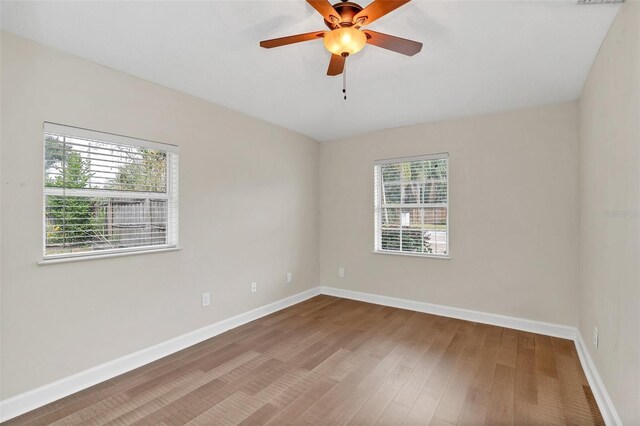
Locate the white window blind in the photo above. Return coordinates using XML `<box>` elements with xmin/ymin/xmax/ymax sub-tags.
<box><xmin>374</xmin><ymin>154</ymin><xmax>448</xmax><ymax>257</ymax></box>
<box><xmin>43</xmin><ymin>123</ymin><xmax>179</xmax><ymax>260</ymax></box>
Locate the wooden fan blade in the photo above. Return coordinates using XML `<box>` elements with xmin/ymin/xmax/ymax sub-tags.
<box><xmin>307</xmin><ymin>0</ymin><xmax>341</xmax><ymax>26</ymax></box>
<box><xmin>353</xmin><ymin>0</ymin><xmax>411</xmax><ymax>26</ymax></box>
<box><xmin>364</xmin><ymin>30</ymin><xmax>422</xmax><ymax>56</ymax></box>
<box><xmin>260</xmin><ymin>31</ymin><xmax>325</xmax><ymax>48</ymax></box>
<box><xmin>327</xmin><ymin>54</ymin><xmax>345</xmax><ymax>76</ymax></box>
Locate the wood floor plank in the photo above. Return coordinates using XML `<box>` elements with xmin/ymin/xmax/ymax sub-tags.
<box><xmin>376</xmin><ymin>401</ymin><xmax>411</xmax><ymax>425</ymax></box>
<box><xmin>3</xmin><ymin>296</ymin><xmax>604</xmax><ymax>426</ymax></box>
<box><xmin>430</xmin><ymin>416</ymin><xmax>457</xmax><ymax>426</ymax></box>
<box><xmin>555</xmin><ymin>354</ymin><xmax>602</xmax><ymax>425</ymax></box>
<box><xmin>470</xmin><ymin>325</ymin><xmax>502</xmax><ymax>392</ymax></box>
<box><xmin>347</xmin><ymin>363</ymin><xmax>413</xmax><ymax>425</ymax></box>
<box><xmin>7</xmin><ymin>329</ymin><xmax>262</xmax><ymax>425</ymax></box>
<box><xmin>484</xmin><ymin>363</ymin><xmax>516</xmax><ymax>425</ymax></box>
<box><xmin>535</xmin><ymin>334</ymin><xmax>559</xmax><ymax>379</ymax></box>
<box><xmin>54</xmin><ymin>369</ymin><xmax>210</xmax><ymax>425</ymax></box>
<box><xmin>322</xmin><ymin>343</ymin><xmax>414</xmax><ymax>424</ymax></box>
<box><xmin>431</xmin><ymin>381</ymin><xmax>468</xmax><ymax>425</ymax></box>
<box><xmin>393</xmin><ymin>319</ymin><xmax>459</xmax><ymax>408</ymax></box>
<box><xmin>299</xmin><ymin>355</ymin><xmax>380</xmax><ymax>424</ymax></box>
<box><xmin>513</xmin><ymin>340</ymin><xmax>538</xmax><ymax>423</ymax></box>
<box><xmin>431</xmin><ymin>332</ymin><xmax>466</xmax><ymax>381</ymax></box>
<box><xmin>237</xmin><ymin>403</ymin><xmax>279</xmax><ymax>426</ymax></box>
<box><xmin>533</xmin><ymin>375</ymin><xmax>566</xmax><ymax>425</ymax></box>
<box><xmin>457</xmin><ymin>386</ymin><xmax>491</xmax><ymax>425</ymax></box>
<box><xmin>264</xmin><ymin>375</ymin><xmax>337</xmax><ymax>425</ymax></box>
<box><xmin>403</xmin><ymin>375</ymin><xmax>448</xmax><ymax>425</ymax></box>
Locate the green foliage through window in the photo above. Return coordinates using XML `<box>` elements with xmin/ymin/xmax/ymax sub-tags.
<box><xmin>43</xmin><ymin>131</ymin><xmax>176</xmax><ymax>257</ymax></box>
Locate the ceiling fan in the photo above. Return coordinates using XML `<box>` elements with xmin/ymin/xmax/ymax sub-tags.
<box><xmin>259</xmin><ymin>0</ymin><xmax>423</xmax><ymax>77</ymax></box>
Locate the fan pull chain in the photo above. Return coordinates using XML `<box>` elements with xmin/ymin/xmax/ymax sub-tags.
<box><xmin>343</xmin><ymin>56</ymin><xmax>347</xmax><ymax>101</ymax></box>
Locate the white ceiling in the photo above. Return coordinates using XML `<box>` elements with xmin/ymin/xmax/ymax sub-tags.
<box><xmin>1</xmin><ymin>0</ymin><xmax>620</xmax><ymax>141</ymax></box>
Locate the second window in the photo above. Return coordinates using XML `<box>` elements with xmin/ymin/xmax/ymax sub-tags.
<box><xmin>374</xmin><ymin>154</ymin><xmax>449</xmax><ymax>257</ymax></box>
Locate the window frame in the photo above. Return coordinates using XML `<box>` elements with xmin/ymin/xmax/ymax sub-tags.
<box><xmin>41</xmin><ymin>122</ymin><xmax>180</xmax><ymax>262</ymax></box>
<box><xmin>374</xmin><ymin>153</ymin><xmax>450</xmax><ymax>259</ymax></box>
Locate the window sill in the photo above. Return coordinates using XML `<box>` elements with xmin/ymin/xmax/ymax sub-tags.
<box><xmin>373</xmin><ymin>250</ymin><xmax>451</xmax><ymax>260</ymax></box>
<box><xmin>38</xmin><ymin>246</ymin><xmax>182</xmax><ymax>265</ymax></box>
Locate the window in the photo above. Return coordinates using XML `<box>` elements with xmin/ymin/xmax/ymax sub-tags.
<box><xmin>43</xmin><ymin>123</ymin><xmax>179</xmax><ymax>260</ymax></box>
<box><xmin>374</xmin><ymin>154</ymin><xmax>448</xmax><ymax>257</ymax></box>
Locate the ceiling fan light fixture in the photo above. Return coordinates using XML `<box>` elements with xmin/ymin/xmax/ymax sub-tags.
<box><xmin>323</xmin><ymin>26</ymin><xmax>367</xmax><ymax>56</ymax></box>
<box><xmin>260</xmin><ymin>0</ymin><xmax>422</xmax><ymax>77</ymax></box>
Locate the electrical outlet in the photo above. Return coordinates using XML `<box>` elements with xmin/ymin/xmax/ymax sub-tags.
<box><xmin>251</xmin><ymin>282</ymin><xmax>257</xmax><ymax>294</ymax></box>
<box><xmin>202</xmin><ymin>292</ymin><xmax>210</xmax><ymax>307</ymax></box>
<box><xmin>593</xmin><ymin>327</ymin><xmax>599</xmax><ymax>348</ymax></box>
<box><xmin>338</xmin><ymin>267</ymin><xmax>345</xmax><ymax>278</ymax></box>
<box><xmin>286</xmin><ymin>272</ymin><xmax>293</xmax><ymax>284</ymax></box>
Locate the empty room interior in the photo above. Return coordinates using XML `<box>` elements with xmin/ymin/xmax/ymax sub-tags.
<box><xmin>0</xmin><ymin>0</ymin><xmax>639</xmax><ymax>424</ymax></box>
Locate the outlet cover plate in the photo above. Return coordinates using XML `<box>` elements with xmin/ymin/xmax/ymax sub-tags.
<box><xmin>202</xmin><ymin>292</ymin><xmax>211</xmax><ymax>307</ymax></box>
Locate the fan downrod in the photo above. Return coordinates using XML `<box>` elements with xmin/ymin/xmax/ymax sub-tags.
<box><xmin>323</xmin><ymin>1</ymin><xmax>363</xmax><ymax>29</ymax></box>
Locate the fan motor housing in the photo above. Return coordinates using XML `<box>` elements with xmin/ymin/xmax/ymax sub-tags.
<box><xmin>324</xmin><ymin>1</ymin><xmax>363</xmax><ymax>28</ymax></box>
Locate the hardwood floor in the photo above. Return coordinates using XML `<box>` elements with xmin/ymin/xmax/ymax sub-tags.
<box><xmin>4</xmin><ymin>295</ymin><xmax>603</xmax><ymax>425</ymax></box>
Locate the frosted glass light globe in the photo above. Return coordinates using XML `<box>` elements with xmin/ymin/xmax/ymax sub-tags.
<box><xmin>323</xmin><ymin>27</ymin><xmax>367</xmax><ymax>56</ymax></box>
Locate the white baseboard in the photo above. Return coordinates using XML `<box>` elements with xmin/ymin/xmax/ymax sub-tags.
<box><xmin>0</xmin><ymin>286</ymin><xmax>321</xmax><ymax>422</ymax></box>
<box><xmin>1</xmin><ymin>285</ymin><xmax>620</xmax><ymax>426</ymax></box>
<box><xmin>574</xmin><ymin>331</ymin><xmax>623</xmax><ymax>426</ymax></box>
<box><xmin>320</xmin><ymin>286</ymin><xmax>577</xmax><ymax>339</ymax></box>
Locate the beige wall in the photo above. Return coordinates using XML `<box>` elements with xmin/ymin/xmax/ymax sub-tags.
<box><xmin>578</xmin><ymin>2</ymin><xmax>640</xmax><ymax>424</ymax></box>
<box><xmin>320</xmin><ymin>103</ymin><xmax>580</xmax><ymax>326</ymax></box>
<box><xmin>0</xmin><ymin>32</ymin><xmax>319</xmax><ymax>399</ymax></box>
